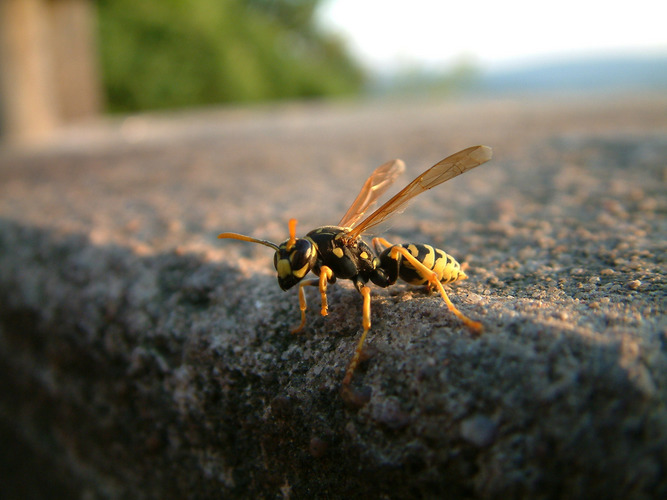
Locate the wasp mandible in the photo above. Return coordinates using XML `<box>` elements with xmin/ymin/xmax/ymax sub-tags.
<box><xmin>219</xmin><ymin>145</ymin><xmax>492</xmax><ymax>389</ymax></box>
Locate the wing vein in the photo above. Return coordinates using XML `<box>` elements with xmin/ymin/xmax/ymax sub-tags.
<box><xmin>338</xmin><ymin>159</ymin><xmax>405</xmax><ymax>228</ymax></box>
<box><xmin>348</xmin><ymin>145</ymin><xmax>492</xmax><ymax>238</ymax></box>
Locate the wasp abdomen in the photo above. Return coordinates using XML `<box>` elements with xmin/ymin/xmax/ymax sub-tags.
<box><xmin>380</xmin><ymin>243</ymin><xmax>467</xmax><ymax>286</ymax></box>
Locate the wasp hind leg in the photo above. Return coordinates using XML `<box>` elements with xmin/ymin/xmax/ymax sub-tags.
<box><xmin>291</xmin><ymin>265</ymin><xmax>334</xmax><ymax>334</ymax></box>
<box><xmin>382</xmin><ymin>241</ymin><xmax>483</xmax><ymax>334</ymax></box>
<box><xmin>371</xmin><ymin>236</ymin><xmax>393</xmax><ymax>254</ymax></box>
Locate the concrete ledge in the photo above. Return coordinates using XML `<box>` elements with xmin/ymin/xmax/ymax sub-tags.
<box><xmin>1</xmin><ymin>96</ymin><xmax>666</xmax><ymax>498</ymax></box>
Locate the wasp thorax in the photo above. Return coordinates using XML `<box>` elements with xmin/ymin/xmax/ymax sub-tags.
<box><xmin>274</xmin><ymin>238</ymin><xmax>317</xmax><ymax>290</ymax></box>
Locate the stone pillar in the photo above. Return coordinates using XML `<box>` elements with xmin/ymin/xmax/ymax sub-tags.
<box><xmin>0</xmin><ymin>0</ymin><xmax>102</xmax><ymax>144</ymax></box>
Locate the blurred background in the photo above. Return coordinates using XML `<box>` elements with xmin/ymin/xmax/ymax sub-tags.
<box><xmin>0</xmin><ymin>0</ymin><xmax>665</xmax><ymax>144</ymax></box>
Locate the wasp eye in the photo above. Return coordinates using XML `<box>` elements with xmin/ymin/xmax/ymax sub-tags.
<box><xmin>273</xmin><ymin>252</ymin><xmax>279</xmax><ymax>270</ymax></box>
<box><xmin>289</xmin><ymin>239</ymin><xmax>313</xmax><ymax>269</ymax></box>
<box><xmin>276</xmin><ymin>238</ymin><xmax>316</xmax><ymax>290</ymax></box>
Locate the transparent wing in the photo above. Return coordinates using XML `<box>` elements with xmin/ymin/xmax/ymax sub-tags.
<box><xmin>338</xmin><ymin>158</ymin><xmax>405</xmax><ymax>228</ymax></box>
<box><xmin>348</xmin><ymin>145</ymin><xmax>492</xmax><ymax>238</ymax></box>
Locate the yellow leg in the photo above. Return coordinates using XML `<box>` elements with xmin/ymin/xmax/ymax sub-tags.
<box><xmin>372</xmin><ymin>236</ymin><xmax>394</xmax><ymax>253</ymax></box>
<box><xmin>342</xmin><ymin>285</ymin><xmax>372</xmax><ymax>387</ymax></box>
<box><xmin>292</xmin><ymin>279</ymin><xmax>318</xmax><ymax>334</ymax></box>
<box><xmin>389</xmin><ymin>245</ymin><xmax>483</xmax><ymax>334</ymax></box>
<box><xmin>318</xmin><ymin>265</ymin><xmax>334</xmax><ymax>317</ymax></box>
<box><xmin>291</xmin><ymin>266</ymin><xmax>334</xmax><ymax>334</ymax></box>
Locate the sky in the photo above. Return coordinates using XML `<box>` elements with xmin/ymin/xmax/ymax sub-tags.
<box><xmin>317</xmin><ymin>0</ymin><xmax>667</xmax><ymax>73</ymax></box>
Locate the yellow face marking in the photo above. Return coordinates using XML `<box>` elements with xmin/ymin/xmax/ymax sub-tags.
<box><xmin>333</xmin><ymin>247</ymin><xmax>344</xmax><ymax>258</ymax></box>
<box><xmin>277</xmin><ymin>259</ymin><xmax>291</xmax><ymax>278</ymax></box>
<box><xmin>360</xmin><ymin>251</ymin><xmax>369</xmax><ymax>260</ymax></box>
<box><xmin>408</xmin><ymin>244</ymin><xmax>419</xmax><ymax>257</ymax></box>
<box><xmin>292</xmin><ymin>262</ymin><xmax>310</xmax><ymax>278</ymax></box>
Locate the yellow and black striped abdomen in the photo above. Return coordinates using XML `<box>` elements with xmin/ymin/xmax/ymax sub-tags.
<box><xmin>396</xmin><ymin>243</ymin><xmax>468</xmax><ymax>286</ymax></box>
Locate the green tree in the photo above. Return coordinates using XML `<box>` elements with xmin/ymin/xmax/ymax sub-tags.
<box><xmin>97</xmin><ymin>0</ymin><xmax>364</xmax><ymax>112</ymax></box>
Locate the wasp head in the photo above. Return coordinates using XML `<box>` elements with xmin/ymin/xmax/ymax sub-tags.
<box><xmin>218</xmin><ymin>218</ymin><xmax>316</xmax><ymax>290</ymax></box>
<box><xmin>273</xmin><ymin>220</ymin><xmax>317</xmax><ymax>290</ymax></box>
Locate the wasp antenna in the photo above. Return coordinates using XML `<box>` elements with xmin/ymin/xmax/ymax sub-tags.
<box><xmin>217</xmin><ymin>232</ymin><xmax>279</xmax><ymax>251</ymax></box>
<box><xmin>286</xmin><ymin>218</ymin><xmax>298</xmax><ymax>251</ymax></box>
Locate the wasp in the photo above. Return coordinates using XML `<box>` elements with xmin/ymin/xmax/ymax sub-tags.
<box><xmin>219</xmin><ymin>145</ymin><xmax>492</xmax><ymax>391</ymax></box>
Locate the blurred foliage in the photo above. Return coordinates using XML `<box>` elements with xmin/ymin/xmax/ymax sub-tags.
<box><xmin>370</xmin><ymin>58</ymin><xmax>482</xmax><ymax>98</ymax></box>
<box><xmin>97</xmin><ymin>0</ymin><xmax>364</xmax><ymax>112</ymax></box>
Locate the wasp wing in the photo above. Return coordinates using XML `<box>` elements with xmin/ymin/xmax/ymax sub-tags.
<box><xmin>347</xmin><ymin>145</ymin><xmax>492</xmax><ymax>238</ymax></box>
<box><xmin>338</xmin><ymin>158</ymin><xmax>405</xmax><ymax>228</ymax></box>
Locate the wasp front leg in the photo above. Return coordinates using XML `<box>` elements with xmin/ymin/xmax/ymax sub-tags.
<box><xmin>317</xmin><ymin>265</ymin><xmax>334</xmax><ymax>316</ymax></box>
<box><xmin>291</xmin><ymin>265</ymin><xmax>334</xmax><ymax>334</ymax></box>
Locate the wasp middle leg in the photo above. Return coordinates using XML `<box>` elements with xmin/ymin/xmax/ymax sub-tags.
<box><xmin>342</xmin><ymin>284</ymin><xmax>372</xmax><ymax>387</ymax></box>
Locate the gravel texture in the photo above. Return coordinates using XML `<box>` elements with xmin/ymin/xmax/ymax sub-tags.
<box><xmin>1</xmin><ymin>94</ymin><xmax>666</xmax><ymax>499</ymax></box>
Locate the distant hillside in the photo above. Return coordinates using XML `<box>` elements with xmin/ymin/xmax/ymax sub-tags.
<box><xmin>477</xmin><ymin>54</ymin><xmax>667</xmax><ymax>94</ymax></box>
<box><xmin>369</xmin><ymin>53</ymin><xmax>667</xmax><ymax>97</ymax></box>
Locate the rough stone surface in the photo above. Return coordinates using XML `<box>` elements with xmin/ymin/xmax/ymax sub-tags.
<box><xmin>1</xmin><ymin>95</ymin><xmax>666</xmax><ymax>499</ymax></box>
